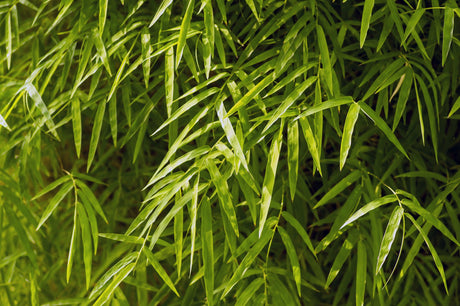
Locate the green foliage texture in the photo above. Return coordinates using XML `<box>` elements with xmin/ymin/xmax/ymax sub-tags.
<box><xmin>0</xmin><ymin>0</ymin><xmax>459</xmax><ymax>305</ymax></box>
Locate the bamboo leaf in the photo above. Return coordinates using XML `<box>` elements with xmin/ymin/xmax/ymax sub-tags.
<box><xmin>340</xmin><ymin>195</ymin><xmax>398</xmax><ymax>229</ymax></box>
<box><xmin>299</xmin><ymin>116</ymin><xmax>322</xmax><ymax>176</ymax></box>
<box><xmin>442</xmin><ymin>7</ymin><xmax>454</xmax><ymax>66</ymax></box>
<box><xmin>87</xmin><ymin>101</ymin><xmax>106</xmax><ymax>172</ymax></box>
<box><xmin>278</xmin><ymin>227</ymin><xmax>301</xmax><ymax>296</ymax></box>
<box><xmin>401</xmin><ymin>9</ymin><xmax>425</xmax><ymax>45</ymax></box>
<box><xmin>76</xmin><ymin>202</ymin><xmax>93</xmax><ymax>289</ymax></box>
<box><xmin>358</xmin><ymin>101</ymin><xmax>409</xmax><ymax>159</ymax></box>
<box><xmin>176</xmin><ymin>0</ymin><xmax>195</xmax><ymax>67</ymax></box>
<box><xmin>142</xmin><ymin>248</ymin><xmax>180</xmax><ymax>296</ymax></box>
<box><xmin>217</xmin><ymin>99</ymin><xmax>249</xmax><ymax>172</ymax></box>
<box><xmin>222</xmin><ymin>223</ymin><xmax>274</xmax><ymax>298</ymax></box>
<box><xmin>99</xmin><ymin>0</ymin><xmax>108</xmax><ymax>34</ymax></box>
<box><xmin>340</xmin><ymin>103</ymin><xmax>360</xmax><ymax>170</ymax></box>
<box><xmin>360</xmin><ymin>0</ymin><xmax>374</xmax><ymax>48</ymax></box>
<box><xmin>356</xmin><ymin>240</ymin><xmax>367</xmax><ymax>306</ymax></box>
<box><xmin>282</xmin><ymin>211</ymin><xmax>316</xmax><ymax>257</ymax></box>
<box><xmin>36</xmin><ymin>182</ymin><xmax>73</xmax><ymax>230</ymax></box>
<box><xmin>149</xmin><ymin>0</ymin><xmax>173</xmax><ymax>27</ymax></box>
<box><xmin>314</xmin><ymin>171</ymin><xmax>362</xmax><ymax>209</ymax></box>
<box><xmin>376</xmin><ymin>206</ymin><xmax>404</xmax><ymax>274</ymax></box>
<box><xmin>93</xmin><ymin>263</ymin><xmax>135</xmax><ymax>306</ymax></box>
<box><xmin>201</xmin><ymin>197</ymin><xmax>214</xmax><ymax>305</ymax></box>
<box><xmin>317</xmin><ymin>25</ymin><xmax>333</xmax><ymax>93</ymax></box>
<box><xmin>259</xmin><ymin>121</ymin><xmax>283</xmax><ymax>237</ymax></box>
<box><xmin>325</xmin><ymin>233</ymin><xmax>358</xmax><ymax>288</ymax></box>
<box><xmin>405</xmin><ymin>214</ymin><xmax>448</xmax><ymax>293</ymax></box>
<box><xmin>401</xmin><ymin>199</ymin><xmax>460</xmax><ymax>246</ymax></box>
<box><xmin>32</xmin><ymin>176</ymin><xmax>71</xmax><ymax>200</ymax></box>
<box><xmin>66</xmin><ymin>207</ymin><xmax>78</xmax><ymax>283</ymax></box>
<box><xmin>25</xmin><ymin>83</ymin><xmax>60</xmax><ymax>140</ymax></box>
<box><xmin>287</xmin><ymin>120</ymin><xmax>299</xmax><ymax>201</ymax></box>
<box><xmin>263</xmin><ymin>76</ymin><xmax>317</xmax><ymax>134</ymax></box>
<box><xmin>207</xmin><ymin>159</ymin><xmax>239</xmax><ymax>237</ymax></box>
<box><xmin>71</xmin><ymin>97</ymin><xmax>82</xmax><ymax>158</ymax></box>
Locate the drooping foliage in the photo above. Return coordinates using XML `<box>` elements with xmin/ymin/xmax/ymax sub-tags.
<box><xmin>0</xmin><ymin>0</ymin><xmax>459</xmax><ymax>304</ymax></box>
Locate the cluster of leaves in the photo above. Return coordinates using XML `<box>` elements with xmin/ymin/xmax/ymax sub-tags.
<box><xmin>0</xmin><ymin>0</ymin><xmax>459</xmax><ymax>304</ymax></box>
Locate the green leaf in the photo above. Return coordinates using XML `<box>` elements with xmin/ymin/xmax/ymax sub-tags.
<box><xmin>6</xmin><ymin>11</ymin><xmax>12</xmax><ymax>70</ymax></box>
<box><xmin>259</xmin><ymin>121</ymin><xmax>283</xmax><ymax>237</ymax></box>
<box><xmin>340</xmin><ymin>195</ymin><xmax>398</xmax><ymax>229</ymax></box>
<box><xmin>25</xmin><ymin>83</ymin><xmax>60</xmax><ymax>140</ymax></box>
<box><xmin>448</xmin><ymin>96</ymin><xmax>460</xmax><ymax>118</ymax></box>
<box><xmin>405</xmin><ymin>214</ymin><xmax>448</xmax><ymax>293</ymax></box>
<box><xmin>87</xmin><ymin>101</ymin><xmax>106</xmax><ymax>172</ymax></box>
<box><xmin>325</xmin><ymin>232</ymin><xmax>358</xmax><ymax>288</ymax></box>
<box><xmin>360</xmin><ymin>0</ymin><xmax>374</xmax><ymax>48</ymax></box>
<box><xmin>278</xmin><ymin>227</ymin><xmax>301</xmax><ymax>296</ymax></box>
<box><xmin>109</xmin><ymin>96</ymin><xmax>118</xmax><ymax>146</ymax></box>
<box><xmin>263</xmin><ymin>76</ymin><xmax>317</xmax><ymax>134</ymax></box>
<box><xmin>317</xmin><ymin>25</ymin><xmax>333</xmax><ymax>93</ymax></box>
<box><xmin>340</xmin><ymin>103</ymin><xmax>360</xmax><ymax>170</ymax></box>
<box><xmin>296</xmin><ymin>97</ymin><xmax>354</xmax><ymax>119</ymax></box>
<box><xmin>176</xmin><ymin>0</ymin><xmax>194</xmax><ymax>67</ymax></box>
<box><xmin>401</xmin><ymin>199</ymin><xmax>460</xmax><ymax>246</ymax></box>
<box><xmin>287</xmin><ymin>120</ymin><xmax>299</xmax><ymax>201</ymax></box>
<box><xmin>282</xmin><ymin>211</ymin><xmax>316</xmax><ymax>257</ymax></box>
<box><xmin>222</xmin><ymin>222</ymin><xmax>274</xmax><ymax>298</ymax></box>
<box><xmin>356</xmin><ymin>240</ymin><xmax>367</xmax><ymax>306</ymax></box>
<box><xmin>76</xmin><ymin>180</ymin><xmax>108</xmax><ymax>223</ymax></box>
<box><xmin>217</xmin><ymin>99</ymin><xmax>249</xmax><ymax>172</ymax></box>
<box><xmin>207</xmin><ymin>159</ymin><xmax>239</xmax><ymax>237</ymax></box>
<box><xmin>201</xmin><ymin>198</ymin><xmax>214</xmax><ymax>305</ymax></box>
<box><xmin>92</xmin><ymin>28</ymin><xmax>111</xmax><ymax>76</ymax></box>
<box><xmin>299</xmin><ymin>116</ymin><xmax>322</xmax><ymax>176</ymax></box>
<box><xmin>71</xmin><ymin>97</ymin><xmax>82</xmax><ymax>158</ymax></box>
<box><xmin>36</xmin><ymin>181</ymin><xmax>73</xmax><ymax>230</ymax></box>
<box><xmin>32</xmin><ymin>176</ymin><xmax>71</xmax><ymax>200</ymax></box>
<box><xmin>392</xmin><ymin>68</ymin><xmax>413</xmax><ymax>131</ymax></box>
<box><xmin>235</xmin><ymin>278</ymin><xmax>264</xmax><ymax>306</ymax></box>
<box><xmin>93</xmin><ymin>263</ymin><xmax>136</xmax><ymax>306</ymax></box>
<box><xmin>149</xmin><ymin>0</ymin><xmax>173</xmax><ymax>27</ymax></box>
<box><xmin>376</xmin><ymin>206</ymin><xmax>404</xmax><ymax>274</ymax></box>
<box><xmin>141</xmin><ymin>27</ymin><xmax>151</xmax><ymax>88</ymax></box>
<box><xmin>358</xmin><ymin>101</ymin><xmax>409</xmax><ymax>159</ymax></box>
<box><xmin>66</xmin><ymin>207</ymin><xmax>78</xmax><ymax>283</ymax></box>
<box><xmin>99</xmin><ymin>0</ymin><xmax>108</xmax><ymax>34</ymax></box>
<box><xmin>76</xmin><ymin>202</ymin><xmax>92</xmax><ymax>289</ymax></box>
<box><xmin>142</xmin><ymin>248</ymin><xmax>180</xmax><ymax>296</ymax></box>
<box><xmin>314</xmin><ymin>171</ymin><xmax>362</xmax><ymax>209</ymax></box>
<box><xmin>442</xmin><ymin>7</ymin><xmax>454</xmax><ymax>66</ymax></box>
<box><xmin>226</xmin><ymin>73</ymin><xmax>276</xmax><ymax>117</ymax></box>
<box><xmin>401</xmin><ymin>9</ymin><xmax>425</xmax><ymax>45</ymax></box>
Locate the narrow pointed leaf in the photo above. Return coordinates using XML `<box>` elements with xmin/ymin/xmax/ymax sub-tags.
<box><xmin>76</xmin><ymin>202</ymin><xmax>92</xmax><ymax>289</ymax></box>
<box><xmin>278</xmin><ymin>227</ymin><xmax>301</xmax><ymax>296</ymax></box>
<box><xmin>376</xmin><ymin>206</ymin><xmax>404</xmax><ymax>274</ymax></box>
<box><xmin>360</xmin><ymin>0</ymin><xmax>374</xmax><ymax>48</ymax></box>
<box><xmin>201</xmin><ymin>198</ymin><xmax>214</xmax><ymax>305</ymax></box>
<box><xmin>442</xmin><ymin>7</ymin><xmax>454</xmax><ymax>66</ymax></box>
<box><xmin>87</xmin><ymin>101</ymin><xmax>106</xmax><ymax>172</ymax></box>
<box><xmin>340</xmin><ymin>195</ymin><xmax>398</xmax><ymax>229</ymax></box>
<box><xmin>405</xmin><ymin>214</ymin><xmax>448</xmax><ymax>293</ymax></box>
<box><xmin>37</xmin><ymin>182</ymin><xmax>73</xmax><ymax>230</ymax></box>
<box><xmin>356</xmin><ymin>240</ymin><xmax>367</xmax><ymax>306</ymax></box>
<box><xmin>142</xmin><ymin>248</ymin><xmax>180</xmax><ymax>296</ymax></box>
<box><xmin>259</xmin><ymin>122</ymin><xmax>283</xmax><ymax>237</ymax></box>
<box><xmin>340</xmin><ymin>103</ymin><xmax>360</xmax><ymax>170</ymax></box>
<box><xmin>314</xmin><ymin>171</ymin><xmax>362</xmax><ymax>209</ymax></box>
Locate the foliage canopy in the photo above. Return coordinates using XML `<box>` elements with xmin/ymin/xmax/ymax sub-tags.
<box><xmin>0</xmin><ymin>0</ymin><xmax>459</xmax><ymax>304</ymax></box>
